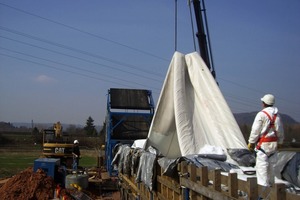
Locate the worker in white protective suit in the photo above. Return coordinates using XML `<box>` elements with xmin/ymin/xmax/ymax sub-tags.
<box><xmin>248</xmin><ymin>94</ymin><xmax>284</xmax><ymax>187</ymax></box>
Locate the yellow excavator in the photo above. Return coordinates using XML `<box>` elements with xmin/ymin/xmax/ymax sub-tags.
<box><xmin>42</xmin><ymin>121</ymin><xmax>74</xmax><ymax>167</ymax></box>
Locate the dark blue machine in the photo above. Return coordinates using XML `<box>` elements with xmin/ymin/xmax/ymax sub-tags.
<box><xmin>105</xmin><ymin>88</ymin><xmax>155</xmax><ymax>176</ymax></box>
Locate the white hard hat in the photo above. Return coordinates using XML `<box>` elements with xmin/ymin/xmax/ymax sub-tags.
<box><xmin>74</xmin><ymin>140</ymin><xmax>79</xmax><ymax>144</ymax></box>
<box><xmin>261</xmin><ymin>94</ymin><xmax>275</xmax><ymax>106</ymax></box>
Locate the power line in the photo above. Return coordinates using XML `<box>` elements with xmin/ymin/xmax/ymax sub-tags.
<box><xmin>221</xmin><ymin>84</ymin><xmax>300</xmax><ymax>119</ymax></box>
<box><xmin>0</xmin><ymin>34</ymin><xmax>164</xmax><ymax>83</ymax></box>
<box><xmin>0</xmin><ymin>52</ymin><xmax>162</xmax><ymax>95</ymax></box>
<box><xmin>0</xmin><ymin>2</ymin><xmax>169</xmax><ymax>62</ymax></box>
<box><xmin>0</xmin><ymin>26</ymin><xmax>165</xmax><ymax>79</ymax></box>
<box><xmin>219</xmin><ymin>77</ymin><xmax>300</xmax><ymax>107</ymax></box>
<box><xmin>0</xmin><ymin>46</ymin><xmax>162</xmax><ymax>92</ymax></box>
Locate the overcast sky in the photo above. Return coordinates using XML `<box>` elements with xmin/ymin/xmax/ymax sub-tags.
<box><xmin>0</xmin><ymin>0</ymin><xmax>299</xmax><ymax>125</ymax></box>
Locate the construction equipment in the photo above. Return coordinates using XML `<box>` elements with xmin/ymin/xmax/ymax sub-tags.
<box><xmin>105</xmin><ymin>88</ymin><xmax>155</xmax><ymax>176</ymax></box>
<box><xmin>192</xmin><ymin>0</ymin><xmax>216</xmax><ymax>79</ymax></box>
<box><xmin>42</xmin><ymin>122</ymin><xmax>74</xmax><ymax>167</ymax></box>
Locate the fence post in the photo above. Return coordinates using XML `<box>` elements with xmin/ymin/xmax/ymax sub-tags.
<box><xmin>270</xmin><ymin>183</ymin><xmax>286</xmax><ymax>200</ymax></box>
<box><xmin>199</xmin><ymin>167</ymin><xmax>208</xmax><ymax>200</ymax></box>
<box><xmin>213</xmin><ymin>169</ymin><xmax>221</xmax><ymax>192</ymax></box>
<box><xmin>228</xmin><ymin>173</ymin><xmax>238</xmax><ymax>198</ymax></box>
<box><xmin>189</xmin><ymin>164</ymin><xmax>197</xmax><ymax>200</ymax></box>
<box><xmin>179</xmin><ymin>162</ymin><xmax>189</xmax><ymax>200</ymax></box>
<box><xmin>246</xmin><ymin>177</ymin><xmax>258</xmax><ymax>200</ymax></box>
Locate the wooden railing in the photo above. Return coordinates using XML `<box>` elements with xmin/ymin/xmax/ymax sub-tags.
<box><xmin>118</xmin><ymin>161</ymin><xmax>299</xmax><ymax>200</ymax></box>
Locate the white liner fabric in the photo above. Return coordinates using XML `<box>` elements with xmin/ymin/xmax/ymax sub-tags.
<box><xmin>145</xmin><ymin>52</ymin><xmax>247</xmax><ymax>159</ymax></box>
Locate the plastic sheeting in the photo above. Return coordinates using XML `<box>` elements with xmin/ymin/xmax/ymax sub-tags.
<box><xmin>275</xmin><ymin>151</ymin><xmax>296</xmax><ymax>180</ymax></box>
<box><xmin>145</xmin><ymin>52</ymin><xmax>247</xmax><ymax>160</ymax></box>
<box><xmin>227</xmin><ymin>148</ymin><xmax>256</xmax><ymax>167</ymax></box>
<box><xmin>111</xmin><ymin>144</ymin><xmax>132</xmax><ymax>175</ymax></box>
<box><xmin>281</xmin><ymin>152</ymin><xmax>300</xmax><ymax>187</ymax></box>
<box><xmin>157</xmin><ymin>154</ymin><xmax>239</xmax><ymax>180</ymax></box>
<box><xmin>135</xmin><ymin>146</ymin><xmax>159</xmax><ymax>191</ymax></box>
<box><xmin>113</xmin><ymin>144</ymin><xmax>159</xmax><ymax>191</ymax></box>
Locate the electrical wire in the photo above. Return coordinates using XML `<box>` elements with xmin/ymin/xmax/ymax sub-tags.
<box><xmin>174</xmin><ymin>0</ymin><xmax>178</xmax><ymax>51</ymax></box>
<box><xmin>188</xmin><ymin>0</ymin><xmax>197</xmax><ymax>51</ymax></box>
<box><xmin>0</xmin><ymin>2</ymin><xmax>169</xmax><ymax>62</ymax></box>
<box><xmin>0</xmin><ymin>46</ymin><xmax>161</xmax><ymax>92</ymax></box>
<box><xmin>0</xmin><ymin>26</ymin><xmax>164</xmax><ymax>79</ymax></box>
<box><xmin>0</xmin><ymin>35</ymin><xmax>163</xmax><ymax>83</ymax></box>
<box><xmin>0</xmin><ymin>52</ymin><xmax>162</xmax><ymax>95</ymax></box>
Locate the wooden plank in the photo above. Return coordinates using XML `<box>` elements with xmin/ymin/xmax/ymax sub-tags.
<box><xmin>213</xmin><ymin>169</ymin><xmax>221</xmax><ymax>192</ymax></box>
<box><xmin>198</xmin><ymin>167</ymin><xmax>209</xmax><ymax>200</ymax></box>
<box><xmin>286</xmin><ymin>191</ymin><xmax>300</xmax><ymax>200</ymax></box>
<box><xmin>228</xmin><ymin>173</ymin><xmax>238</xmax><ymax>198</ymax></box>
<box><xmin>199</xmin><ymin>167</ymin><xmax>208</xmax><ymax>187</ymax></box>
<box><xmin>101</xmin><ymin>172</ymin><xmax>110</xmax><ymax>180</ymax></box>
<box><xmin>119</xmin><ymin>173</ymin><xmax>139</xmax><ymax>193</ymax></box>
<box><xmin>180</xmin><ymin>177</ymin><xmax>234</xmax><ymax>200</ymax></box>
<box><xmin>179</xmin><ymin>161</ymin><xmax>188</xmax><ymax>177</ymax></box>
<box><xmin>270</xmin><ymin>183</ymin><xmax>285</xmax><ymax>200</ymax></box>
<box><xmin>246</xmin><ymin>177</ymin><xmax>258</xmax><ymax>200</ymax></box>
<box><xmin>179</xmin><ymin>161</ymin><xmax>188</xmax><ymax>200</ymax></box>
<box><xmin>189</xmin><ymin>164</ymin><xmax>198</xmax><ymax>200</ymax></box>
<box><xmin>140</xmin><ymin>183</ymin><xmax>150</xmax><ymax>200</ymax></box>
<box><xmin>157</xmin><ymin>192</ymin><xmax>168</xmax><ymax>200</ymax></box>
<box><xmin>237</xmin><ymin>179</ymin><xmax>247</xmax><ymax>192</ymax></box>
<box><xmin>157</xmin><ymin>175</ymin><xmax>181</xmax><ymax>193</ymax></box>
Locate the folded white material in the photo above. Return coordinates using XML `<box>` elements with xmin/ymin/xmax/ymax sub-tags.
<box><xmin>145</xmin><ymin>52</ymin><xmax>247</xmax><ymax>160</ymax></box>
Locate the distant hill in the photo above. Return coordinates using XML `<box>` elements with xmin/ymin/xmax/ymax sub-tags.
<box><xmin>234</xmin><ymin>112</ymin><xmax>299</xmax><ymax>126</ymax></box>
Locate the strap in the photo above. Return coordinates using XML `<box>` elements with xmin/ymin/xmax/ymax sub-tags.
<box><xmin>258</xmin><ymin>136</ymin><xmax>278</xmax><ymax>143</ymax></box>
<box><xmin>262</xmin><ymin>111</ymin><xmax>277</xmax><ymax>127</ymax></box>
<box><xmin>256</xmin><ymin>111</ymin><xmax>278</xmax><ymax>150</ymax></box>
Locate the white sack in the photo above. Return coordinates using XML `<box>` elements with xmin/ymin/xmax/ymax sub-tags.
<box><xmin>131</xmin><ymin>139</ymin><xmax>146</xmax><ymax>149</ymax></box>
<box><xmin>199</xmin><ymin>144</ymin><xmax>225</xmax><ymax>155</ymax></box>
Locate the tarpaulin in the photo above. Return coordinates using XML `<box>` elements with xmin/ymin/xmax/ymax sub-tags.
<box><xmin>145</xmin><ymin>52</ymin><xmax>247</xmax><ymax>162</ymax></box>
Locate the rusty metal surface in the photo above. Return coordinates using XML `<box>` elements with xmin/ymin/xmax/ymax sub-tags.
<box><xmin>110</xmin><ymin>88</ymin><xmax>151</xmax><ymax>110</ymax></box>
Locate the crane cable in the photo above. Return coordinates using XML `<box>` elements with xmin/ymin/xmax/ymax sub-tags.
<box><xmin>201</xmin><ymin>0</ymin><xmax>216</xmax><ymax>78</ymax></box>
<box><xmin>174</xmin><ymin>0</ymin><xmax>178</xmax><ymax>51</ymax></box>
<box><xmin>188</xmin><ymin>0</ymin><xmax>197</xmax><ymax>51</ymax></box>
<box><xmin>175</xmin><ymin>0</ymin><xmax>197</xmax><ymax>52</ymax></box>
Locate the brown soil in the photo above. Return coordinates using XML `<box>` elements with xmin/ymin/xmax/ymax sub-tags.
<box><xmin>0</xmin><ymin>167</ymin><xmax>55</xmax><ymax>200</ymax></box>
<box><xmin>0</xmin><ymin>167</ymin><xmax>121</xmax><ymax>200</ymax></box>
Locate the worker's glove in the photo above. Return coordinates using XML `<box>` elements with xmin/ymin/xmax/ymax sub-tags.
<box><xmin>248</xmin><ymin>143</ymin><xmax>255</xmax><ymax>152</ymax></box>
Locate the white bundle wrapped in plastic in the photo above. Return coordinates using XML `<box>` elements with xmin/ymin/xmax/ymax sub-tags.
<box><xmin>145</xmin><ymin>52</ymin><xmax>247</xmax><ymax>162</ymax></box>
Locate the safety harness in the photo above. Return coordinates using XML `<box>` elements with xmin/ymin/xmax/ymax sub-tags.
<box><xmin>256</xmin><ymin>111</ymin><xmax>278</xmax><ymax>151</ymax></box>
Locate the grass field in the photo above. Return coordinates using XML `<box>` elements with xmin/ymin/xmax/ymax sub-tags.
<box><xmin>0</xmin><ymin>149</ymin><xmax>99</xmax><ymax>178</ymax></box>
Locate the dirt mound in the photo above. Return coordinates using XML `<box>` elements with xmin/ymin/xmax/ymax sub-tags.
<box><xmin>0</xmin><ymin>167</ymin><xmax>55</xmax><ymax>200</ymax></box>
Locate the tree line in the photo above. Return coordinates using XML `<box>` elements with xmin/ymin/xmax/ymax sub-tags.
<box><xmin>0</xmin><ymin>116</ymin><xmax>98</xmax><ymax>135</ymax></box>
<box><xmin>0</xmin><ymin>116</ymin><xmax>103</xmax><ymax>147</ymax></box>
<box><xmin>1</xmin><ymin>117</ymin><xmax>299</xmax><ymax>147</ymax></box>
